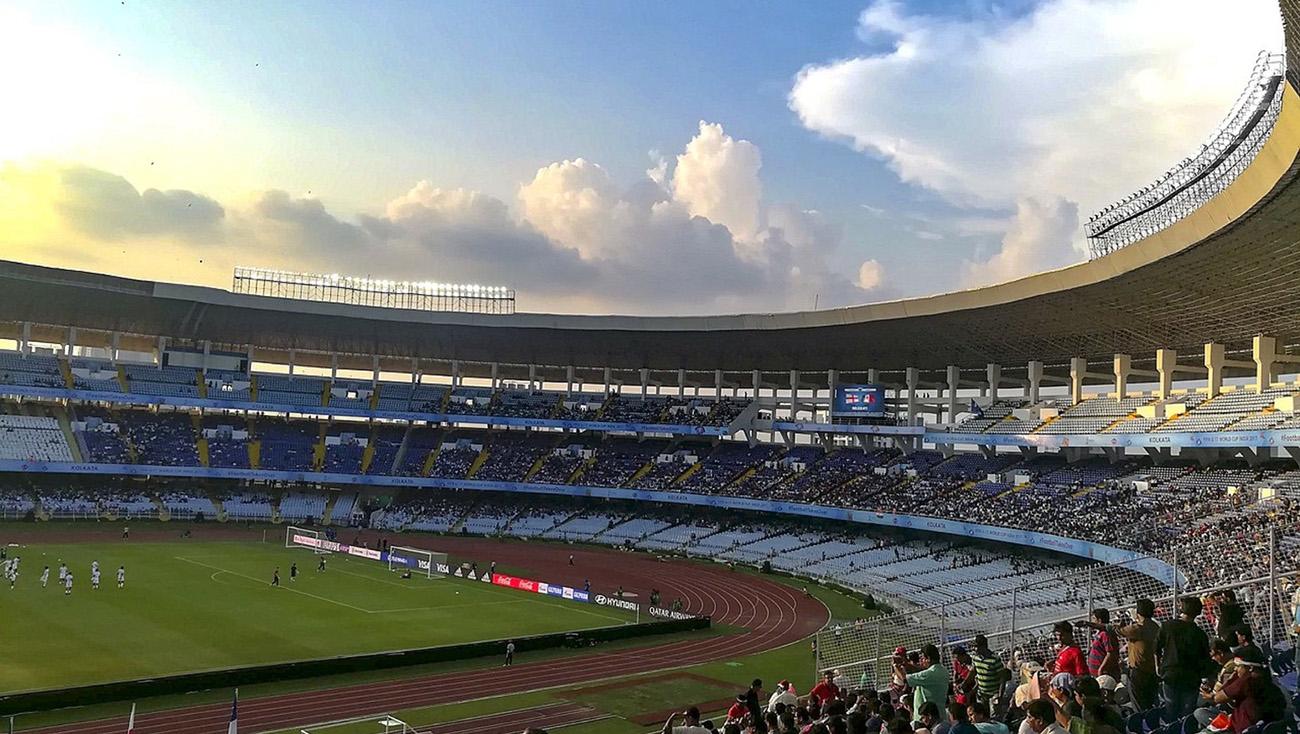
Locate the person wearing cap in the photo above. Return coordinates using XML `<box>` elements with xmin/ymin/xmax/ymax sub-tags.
<box><xmin>769</xmin><ymin>680</ymin><xmax>799</xmax><ymax>713</ymax></box>
<box><xmin>665</xmin><ymin>706</ymin><xmax>710</xmax><ymax>734</ymax></box>
<box><xmin>1200</xmin><ymin>646</ymin><xmax>1286</xmax><ymax>734</ymax></box>
<box><xmin>727</xmin><ymin>694</ymin><xmax>749</xmax><ymax>725</ymax></box>
<box><xmin>1156</xmin><ymin>596</ymin><xmax>1213</xmax><ymax>721</ymax></box>
<box><xmin>1092</xmin><ymin>675</ymin><xmax>1125</xmax><ymax>710</ymax></box>
<box><xmin>1117</xmin><ymin>599</ymin><xmax>1159</xmax><ymax>711</ymax></box>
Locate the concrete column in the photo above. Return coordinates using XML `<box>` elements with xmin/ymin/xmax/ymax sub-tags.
<box><xmin>288</xmin><ymin>349</ymin><xmax>296</xmax><ymax>376</ymax></box>
<box><xmin>1113</xmin><ymin>354</ymin><xmax>1131</xmax><ymax>400</ymax></box>
<box><xmin>946</xmin><ymin>365</ymin><xmax>960</xmax><ymax>423</ymax></box>
<box><xmin>110</xmin><ymin>332</ymin><xmax>120</xmax><ymax>363</ymax></box>
<box><xmin>714</xmin><ymin>369</ymin><xmax>724</xmax><ymax>398</ymax></box>
<box><xmin>330</xmin><ymin>353</ymin><xmax>339</xmax><ymax>380</ymax></box>
<box><xmin>1204</xmin><ymin>342</ymin><xmax>1225</xmax><ymax>398</ymax></box>
<box><xmin>752</xmin><ymin>370</ymin><xmax>761</xmax><ymax>400</ymax></box>
<box><xmin>1069</xmin><ymin>358</ymin><xmax>1088</xmax><ymax>404</ymax></box>
<box><xmin>411</xmin><ymin>358</ymin><xmax>420</xmax><ymax>385</ymax></box>
<box><xmin>1027</xmin><ymin>361</ymin><xmax>1043</xmax><ymax>403</ymax></box>
<box><xmin>1254</xmin><ymin>335</ymin><xmax>1277</xmax><ymax>392</ymax></box>
<box><xmin>450</xmin><ymin>360</ymin><xmax>460</xmax><ymax>387</ymax></box>
<box><xmin>19</xmin><ymin>322</ymin><xmax>30</xmax><ymax>355</ymax></box>
<box><xmin>986</xmin><ymin>363</ymin><xmax>1001</xmax><ymax>400</ymax></box>
<box><xmin>789</xmin><ymin>370</ymin><xmax>801</xmax><ymax>418</ymax></box>
<box><xmin>566</xmin><ymin>365</ymin><xmax>576</xmax><ymax>396</ymax></box>
<box><xmin>603</xmin><ymin>367</ymin><xmax>612</xmax><ymax>393</ymax></box>
<box><xmin>906</xmin><ymin>367</ymin><xmax>920</xmax><ymax>427</ymax></box>
<box><xmin>245</xmin><ymin>344</ymin><xmax>253</xmax><ymax>374</ymax></box>
<box><xmin>199</xmin><ymin>340</ymin><xmax>208</xmax><ymax>372</ymax></box>
<box><xmin>867</xmin><ymin>368</ymin><xmax>879</xmax><ymax>384</ymax></box>
<box><xmin>372</xmin><ymin>355</ymin><xmax>380</xmax><ymax>386</ymax></box>
<box><xmin>639</xmin><ymin>368</ymin><xmax>649</xmax><ymax>399</ymax></box>
<box><xmin>66</xmin><ymin>326</ymin><xmax>76</xmax><ymax>357</ymax></box>
<box><xmin>1155</xmin><ymin>349</ymin><xmax>1177</xmax><ymax>400</ymax></box>
<box><xmin>492</xmin><ymin>363</ymin><xmax>501</xmax><ymax>391</ymax></box>
<box><xmin>677</xmin><ymin>368</ymin><xmax>686</xmax><ymax>398</ymax></box>
<box><xmin>528</xmin><ymin>364</ymin><xmax>538</xmax><ymax>391</ymax></box>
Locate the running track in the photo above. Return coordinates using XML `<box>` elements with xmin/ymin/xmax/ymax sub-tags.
<box><xmin>28</xmin><ymin>535</ymin><xmax>829</xmax><ymax>734</ymax></box>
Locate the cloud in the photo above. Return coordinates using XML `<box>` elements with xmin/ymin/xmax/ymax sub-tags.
<box><xmin>856</xmin><ymin>259</ymin><xmax>885</xmax><ymax>290</ymax></box>
<box><xmin>53</xmin><ymin>166</ymin><xmax>225</xmax><ymax>242</ymax></box>
<box><xmin>960</xmin><ymin>197</ymin><xmax>1079</xmax><ymax>288</ymax></box>
<box><xmin>789</xmin><ymin>0</ymin><xmax>1281</xmax><ymax>216</ymax></box>
<box><xmin>671</xmin><ymin>121</ymin><xmax>764</xmax><ymax>245</ymax></box>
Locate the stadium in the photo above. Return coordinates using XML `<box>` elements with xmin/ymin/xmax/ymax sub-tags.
<box><xmin>2</xmin><ymin>4</ymin><xmax>1300</xmax><ymax>734</ymax></box>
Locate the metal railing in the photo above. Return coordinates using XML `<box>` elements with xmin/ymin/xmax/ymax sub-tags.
<box><xmin>815</xmin><ymin>529</ymin><xmax>1297</xmax><ymax>687</ymax></box>
<box><xmin>1086</xmin><ymin>51</ymin><xmax>1286</xmax><ymax>258</ymax></box>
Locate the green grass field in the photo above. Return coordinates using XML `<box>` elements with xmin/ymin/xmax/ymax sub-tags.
<box><xmin>1</xmin><ymin>536</ymin><xmax>633</xmax><ymax>692</ymax></box>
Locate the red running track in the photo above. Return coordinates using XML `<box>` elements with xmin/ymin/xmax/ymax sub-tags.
<box><xmin>29</xmin><ymin>536</ymin><xmax>829</xmax><ymax>734</ymax></box>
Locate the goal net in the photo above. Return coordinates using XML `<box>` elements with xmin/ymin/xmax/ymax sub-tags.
<box><xmin>298</xmin><ymin>714</ymin><xmax>413</xmax><ymax>734</ymax></box>
<box><xmin>286</xmin><ymin>526</ymin><xmax>331</xmax><ymax>555</ymax></box>
<box><xmin>387</xmin><ymin>545</ymin><xmax>448</xmax><ymax>579</ymax></box>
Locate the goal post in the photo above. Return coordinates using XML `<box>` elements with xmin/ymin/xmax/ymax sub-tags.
<box><xmin>387</xmin><ymin>545</ymin><xmax>448</xmax><ymax>579</ymax></box>
<box><xmin>298</xmin><ymin>713</ymin><xmax>413</xmax><ymax>733</ymax></box>
<box><xmin>285</xmin><ymin>526</ymin><xmax>330</xmax><ymax>555</ymax></box>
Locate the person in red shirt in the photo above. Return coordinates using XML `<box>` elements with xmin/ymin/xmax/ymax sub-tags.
<box><xmin>727</xmin><ymin>694</ymin><xmax>749</xmax><ymax>725</ymax></box>
<box><xmin>1049</xmin><ymin>622</ymin><xmax>1087</xmax><ymax>676</ymax></box>
<box><xmin>809</xmin><ymin>669</ymin><xmax>841</xmax><ymax>705</ymax></box>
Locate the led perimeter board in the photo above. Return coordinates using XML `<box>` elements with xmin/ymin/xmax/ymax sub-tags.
<box><xmin>831</xmin><ymin>384</ymin><xmax>886</xmax><ymax>418</ymax></box>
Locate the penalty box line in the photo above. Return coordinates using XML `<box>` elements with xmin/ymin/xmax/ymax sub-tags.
<box><xmin>175</xmin><ymin>555</ymin><xmax>380</xmax><ymax>614</ymax></box>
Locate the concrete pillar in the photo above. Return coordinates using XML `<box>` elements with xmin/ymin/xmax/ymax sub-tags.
<box><xmin>603</xmin><ymin>367</ymin><xmax>612</xmax><ymax>393</ymax></box>
<box><xmin>492</xmin><ymin>363</ymin><xmax>501</xmax><ymax>391</ymax></box>
<box><xmin>639</xmin><ymin>368</ymin><xmax>649</xmax><ymax>399</ymax></box>
<box><xmin>714</xmin><ymin>369</ymin><xmax>724</xmax><ymax>398</ymax></box>
<box><xmin>789</xmin><ymin>370</ymin><xmax>801</xmax><ymax>418</ymax></box>
<box><xmin>946</xmin><ymin>365</ymin><xmax>961</xmax><ymax>423</ymax></box>
<box><xmin>1027</xmin><ymin>361</ymin><xmax>1043</xmax><ymax>403</ymax></box>
<box><xmin>677</xmin><ymin>368</ymin><xmax>686</xmax><ymax>398</ymax></box>
<box><xmin>450</xmin><ymin>360</ymin><xmax>460</xmax><ymax>387</ymax></box>
<box><xmin>566</xmin><ymin>365</ymin><xmax>576</xmax><ymax>396</ymax></box>
<box><xmin>245</xmin><ymin>344</ymin><xmax>253</xmax><ymax>374</ymax></box>
<box><xmin>1155</xmin><ymin>349</ymin><xmax>1177</xmax><ymax>400</ymax></box>
<box><xmin>1069</xmin><ymin>358</ymin><xmax>1088</xmax><ymax>404</ymax></box>
<box><xmin>527</xmin><ymin>364</ymin><xmax>537</xmax><ymax>391</ymax></box>
<box><xmin>1254</xmin><ymin>335</ymin><xmax>1276</xmax><ymax>392</ymax></box>
<box><xmin>867</xmin><ymin>368</ymin><xmax>879</xmax><ymax>384</ymax></box>
<box><xmin>1204</xmin><ymin>342</ymin><xmax>1225</xmax><ymax>398</ymax></box>
<box><xmin>66</xmin><ymin>326</ymin><xmax>77</xmax><ymax>356</ymax></box>
<box><xmin>411</xmin><ymin>358</ymin><xmax>420</xmax><ymax>385</ymax></box>
<box><xmin>372</xmin><ymin>355</ymin><xmax>380</xmax><ymax>386</ymax></box>
<box><xmin>906</xmin><ymin>367</ymin><xmax>920</xmax><ymax>427</ymax></box>
<box><xmin>330</xmin><ymin>353</ymin><xmax>339</xmax><ymax>380</ymax></box>
<box><xmin>288</xmin><ymin>349</ymin><xmax>296</xmax><ymax>376</ymax></box>
<box><xmin>110</xmin><ymin>332</ymin><xmax>120</xmax><ymax>363</ymax></box>
<box><xmin>986</xmin><ymin>363</ymin><xmax>1001</xmax><ymax>400</ymax></box>
<box><xmin>752</xmin><ymin>370</ymin><xmax>762</xmax><ymax>400</ymax></box>
<box><xmin>1113</xmin><ymin>354</ymin><xmax>1131</xmax><ymax>400</ymax></box>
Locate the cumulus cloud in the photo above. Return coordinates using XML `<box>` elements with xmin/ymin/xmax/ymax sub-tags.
<box><xmin>790</xmin><ymin>0</ymin><xmax>1280</xmax><ymax>284</ymax></box>
<box><xmin>4</xmin><ymin>121</ymin><xmax>880</xmax><ymax>314</ymax></box>
<box><xmin>790</xmin><ymin>0</ymin><xmax>1280</xmax><ymax>214</ymax></box>
<box><xmin>671</xmin><ymin>121</ymin><xmax>764</xmax><ymax>245</ymax></box>
<box><xmin>54</xmin><ymin>166</ymin><xmax>225</xmax><ymax>242</ymax></box>
<box><xmin>960</xmin><ymin>197</ymin><xmax>1080</xmax><ymax>288</ymax></box>
<box><xmin>856</xmin><ymin>259</ymin><xmax>884</xmax><ymax>290</ymax></box>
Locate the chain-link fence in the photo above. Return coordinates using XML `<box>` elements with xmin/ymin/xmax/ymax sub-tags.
<box><xmin>815</xmin><ymin>530</ymin><xmax>1298</xmax><ymax>690</ymax></box>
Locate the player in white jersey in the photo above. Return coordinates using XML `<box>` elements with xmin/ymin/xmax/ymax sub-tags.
<box><xmin>64</xmin><ymin>572</ymin><xmax>73</xmax><ymax>596</ymax></box>
<box><xmin>58</xmin><ymin>562</ymin><xmax>67</xmax><ymax>583</ymax></box>
<box><xmin>91</xmin><ymin>569</ymin><xmax>101</xmax><ymax>589</ymax></box>
<box><xmin>6</xmin><ymin>566</ymin><xmax>15</xmax><ymax>589</ymax></box>
<box><xmin>117</xmin><ymin>566</ymin><xmax>125</xmax><ymax>588</ymax></box>
<box><xmin>91</xmin><ymin>560</ymin><xmax>99</xmax><ymax>576</ymax></box>
<box><xmin>40</xmin><ymin>566</ymin><xmax>49</xmax><ymax>587</ymax></box>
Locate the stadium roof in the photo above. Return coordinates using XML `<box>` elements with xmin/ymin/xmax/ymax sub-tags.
<box><xmin>4</xmin><ymin>4</ymin><xmax>1300</xmax><ymax>378</ymax></box>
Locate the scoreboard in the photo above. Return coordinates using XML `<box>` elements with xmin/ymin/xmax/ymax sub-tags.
<box><xmin>832</xmin><ymin>384</ymin><xmax>886</xmax><ymax>418</ymax></box>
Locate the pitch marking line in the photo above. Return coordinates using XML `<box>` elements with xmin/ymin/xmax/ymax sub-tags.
<box><xmin>175</xmin><ymin>556</ymin><xmax>374</xmax><ymax>613</ymax></box>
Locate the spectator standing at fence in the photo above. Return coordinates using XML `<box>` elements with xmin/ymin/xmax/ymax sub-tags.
<box><xmin>1048</xmin><ymin>623</ymin><xmax>1087</xmax><ymax>677</ymax></box>
<box><xmin>970</xmin><ymin>636</ymin><xmax>1008</xmax><ymax>711</ymax></box>
<box><xmin>745</xmin><ymin>678</ymin><xmax>765</xmax><ymax>731</ymax></box>
<box><xmin>1156</xmin><ymin>596</ymin><xmax>1213</xmax><ymax>721</ymax></box>
<box><xmin>810</xmin><ymin>669</ymin><xmax>841</xmax><ymax>705</ymax></box>
<box><xmin>951</xmin><ymin>647</ymin><xmax>975</xmax><ymax>706</ymax></box>
<box><xmin>1076</xmin><ymin>608</ymin><xmax>1120</xmax><ymax>678</ymax></box>
<box><xmin>1117</xmin><ymin>599</ymin><xmax>1159</xmax><ymax>710</ymax></box>
<box><xmin>1212</xmin><ymin>590</ymin><xmax>1246</xmax><ymax>644</ymax></box>
<box><xmin>504</xmin><ymin>639</ymin><xmax>515</xmax><ymax>666</ymax></box>
<box><xmin>896</xmin><ymin>644</ymin><xmax>950</xmax><ymax>724</ymax></box>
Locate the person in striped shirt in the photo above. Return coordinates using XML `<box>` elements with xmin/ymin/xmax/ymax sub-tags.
<box><xmin>970</xmin><ymin>636</ymin><xmax>1009</xmax><ymax>713</ymax></box>
<box><xmin>1076</xmin><ymin>608</ymin><xmax>1121</xmax><ymax>678</ymax></box>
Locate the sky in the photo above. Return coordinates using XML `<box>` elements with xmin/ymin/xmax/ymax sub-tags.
<box><xmin>0</xmin><ymin>0</ymin><xmax>1284</xmax><ymax>315</ymax></box>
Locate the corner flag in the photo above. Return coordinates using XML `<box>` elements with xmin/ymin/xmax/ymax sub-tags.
<box><xmin>126</xmin><ymin>704</ymin><xmax>135</xmax><ymax>734</ymax></box>
<box><xmin>227</xmin><ymin>689</ymin><xmax>238</xmax><ymax>734</ymax></box>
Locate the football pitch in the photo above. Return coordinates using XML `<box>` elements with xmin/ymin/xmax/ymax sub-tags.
<box><xmin>0</xmin><ymin>536</ymin><xmax>634</xmax><ymax>693</ymax></box>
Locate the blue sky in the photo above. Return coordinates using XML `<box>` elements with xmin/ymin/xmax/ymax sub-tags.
<box><xmin>0</xmin><ymin>0</ymin><xmax>1282</xmax><ymax>314</ymax></box>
